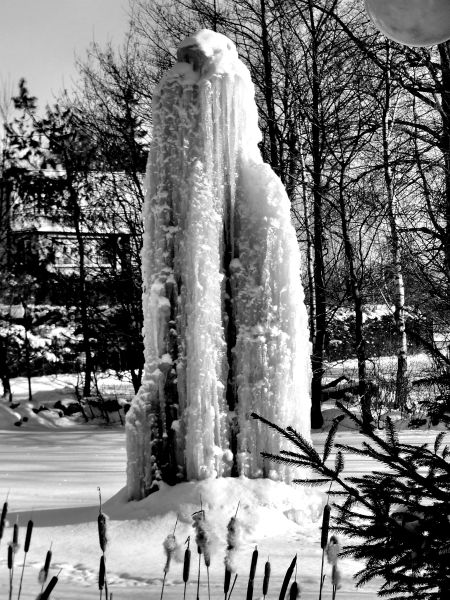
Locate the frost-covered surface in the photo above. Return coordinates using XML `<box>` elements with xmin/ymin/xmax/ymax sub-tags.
<box><xmin>1</xmin><ymin>374</ymin><xmax>447</xmax><ymax>598</ymax></box>
<box><xmin>127</xmin><ymin>30</ymin><xmax>311</xmax><ymax>498</ymax></box>
<box><xmin>2</xmin><ymin>406</ymin><xmax>447</xmax><ymax>598</ymax></box>
<box><xmin>0</xmin><ymin>426</ymin><xmax>361</xmax><ymax>600</ymax></box>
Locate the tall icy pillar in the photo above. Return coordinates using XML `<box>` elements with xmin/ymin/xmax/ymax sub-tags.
<box><xmin>126</xmin><ymin>30</ymin><xmax>311</xmax><ymax>500</ymax></box>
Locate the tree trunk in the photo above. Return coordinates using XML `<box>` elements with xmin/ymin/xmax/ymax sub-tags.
<box><xmin>337</xmin><ymin>184</ymin><xmax>371</xmax><ymax>428</ymax></box>
<box><xmin>299</xmin><ymin>140</ymin><xmax>316</xmax><ymax>341</ymax></box>
<box><xmin>438</xmin><ymin>42</ymin><xmax>450</xmax><ymax>302</ymax></box>
<box><xmin>0</xmin><ymin>336</ymin><xmax>11</xmax><ymax>401</ymax></box>
<box><xmin>308</xmin><ymin>2</ymin><xmax>325</xmax><ymax>428</ymax></box>
<box><xmin>260</xmin><ymin>0</ymin><xmax>279</xmax><ymax>176</ymax></box>
<box><xmin>382</xmin><ymin>42</ymin><xmax>408</xmax><ymax>410</ymax></box>
<box><xmin>66</xmin><ymin>174</ymin><xmax>93</xmax><ymax>398</ymax></box>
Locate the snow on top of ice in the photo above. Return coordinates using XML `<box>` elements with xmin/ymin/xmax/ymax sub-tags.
<box><xmin>178</xmin><ymin>29</ymin><xmax>235</xmax><ymax>54</ymax></box>
<box><xmin>163</xmin><ymin>29</ymin><xmax>251</xmax><ymax>85</ymax></box>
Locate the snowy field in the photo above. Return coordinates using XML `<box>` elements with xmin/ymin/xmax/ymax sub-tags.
<box><xmin>0</xmin><ymin>375</ymin><xmax>448</xmax><ymax>599</ymax></box>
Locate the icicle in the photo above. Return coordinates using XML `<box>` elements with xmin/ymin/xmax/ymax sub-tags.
<box><xmin>126</xmin><ymin>29</ymin><xmax>311</xmax><ymax>497</ymax></box>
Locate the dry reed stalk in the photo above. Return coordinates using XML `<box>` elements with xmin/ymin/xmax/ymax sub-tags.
<box><xmin>278</xmin><ymin>555</ymin><xmax>296</xmax><ymax>600</ymax></box>
<box><xmin>196</xmin><ymin>546</ymin><xmax>201</xmax><ymax>600</ymax></box>
<box><xmin>17</xmin><ymin>519</ymin><xmax>33</xmax><ymax>600</ymax></box>
<box><xmin>227</xmin><ymin>573</ymin><xmax>238</xmax><ymax>600</ymax></box>
<box><xmin>331</xmin><ymin>564</ymin><xmax>341</xmax><ymax>599</ymax></box>
<box><xmin>319</xmin><ymin>503</ymin><xmax>330</xmax><ymax>600</ymax></box>
<box><xmin>262</xmin><ymin>559</ymin><xmax>271</xmax><ymax>599</ymax></box>
<box><xmin>8</xmin><ymin>520</ymin><xmax>19</xmax><ymax>600</ymax></box>
<box><xmin>206</xmin><ymin>562</ymin><xmax>211</xmax><ymax>600</ymax></box>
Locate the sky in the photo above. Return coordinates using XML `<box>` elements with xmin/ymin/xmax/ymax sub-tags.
<box><xmin>0</xmin><ymin>0</ymin><xmax>130</xmax><ymax>112</ymax></box>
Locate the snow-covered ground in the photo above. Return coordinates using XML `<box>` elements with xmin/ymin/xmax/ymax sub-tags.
<box><xmin>0</xmin><ymin>374</ymin><xmax>447</xmax><ymax>599</ymax></box>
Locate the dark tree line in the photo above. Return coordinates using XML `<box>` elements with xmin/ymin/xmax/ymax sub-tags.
<box><xmin>1</xmin><ymin>0</ymin><xmax>449</xmax><ymax>428</ymax></box>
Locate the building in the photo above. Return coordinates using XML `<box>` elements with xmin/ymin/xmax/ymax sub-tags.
<box><xmin>0</xmin><ymin>171</ymin><xmax>139</xmax><ymax>302</ymax></box>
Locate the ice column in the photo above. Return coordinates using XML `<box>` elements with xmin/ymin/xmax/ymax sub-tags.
<box><xmin>126</xmin><ymin>30</ymin><xmax>311</xmax><ymax>500</ymax></box>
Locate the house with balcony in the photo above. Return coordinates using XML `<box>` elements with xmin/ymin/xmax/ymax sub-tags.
<box><xmin>0</xmin><ymin>171</ymin><xmax>140</xmax><ymax>302</ymax></box>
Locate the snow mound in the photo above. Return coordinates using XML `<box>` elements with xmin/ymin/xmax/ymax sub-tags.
<box><xmin>106</xmin><ymin>477</ymin><xmax>325</xmax><ymax>545</ymax></box>
<box><xmin>0</xmin><ymin>398</ymin><xmax>76</xmax><ymax>430</ymax></box>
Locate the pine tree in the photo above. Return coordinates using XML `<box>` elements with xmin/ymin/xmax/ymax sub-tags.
<box><xmin>252</xmin><ymin>405</ymin><xmax>450</xmax><ymax>599</ymax></box>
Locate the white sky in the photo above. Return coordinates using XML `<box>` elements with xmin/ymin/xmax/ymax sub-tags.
<box><xmin>0</xmin><ymin>0</ymin><xmax>130</xmax><ymax>111</ymax></box>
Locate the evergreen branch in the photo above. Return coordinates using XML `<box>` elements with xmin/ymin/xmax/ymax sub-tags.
<box><xmin>322</xmin><ymin>414</ymin><xmax>345</xmax><ymax>462</ymax></box>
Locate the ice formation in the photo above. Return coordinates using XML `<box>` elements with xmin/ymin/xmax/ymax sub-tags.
<box><xmin>126</xmin><ymin>30</ymin><xmax>311</xmax><ymax>500</ymax></box>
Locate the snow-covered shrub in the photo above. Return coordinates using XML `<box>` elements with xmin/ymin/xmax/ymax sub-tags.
<box><xmin>0</xmin><ymin>305</ymin><xmax>81</xmax><ymax>378</ymax></box>
<box><xmin>326</xmin><ymin>306</ymin><xmax>427</xmax><ymax>361</ymax></box>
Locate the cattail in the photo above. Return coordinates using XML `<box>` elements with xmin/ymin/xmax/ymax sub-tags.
<box><xmin>225</xmin><ymin>515</ymin><xmax>241</xmax><ymax>571</ymax></box>
<box><xmin>39</xmin><ymin>573</ymin><xmax>59</xmax><ymax>600</ymax></box>
<box><xmin>160</xmin><ymin>518</ymin><xmax>179</xmax><ymax>600</ymax></box>
<box><xmin>44</xmin><ymin>548</ymin><xmax>52</xmax><ymax>571</ymax></box>
<box><xmin>163</xmin><ymin>534</ymin><xmax>177</xmax><ymax>573</ymax></box>
<box><xmin>18</xmin><ymin>520</ymin><xmax>34</xmax><ymax>600</ymax></box>
<box><xmin>99</xmin><ymin>555</ymin><xmax>106</xmax><ymax>590</ymax></box>
<box><xmin>39</xmin><ymin>546</ymin><xmax>52</xmax><ymax>585</ymax></box>
<box><xmin>289</xmin><ymin>581</ymin><xmax>301</xmax><ymax>599</ymax></box>
<box><xmin>8</xmin><ymin>542</ymin><xmax>14</xmax><ymax>600</ymax></box>
<box><xmin>262</xmin><ymin>559</ymin><xmax>271</xmax><ymax>598</ymax></box>
<box><xmin>24</xmin><ymin>520</ymin><xmax>33</xmax><ymax>552</ymax></box>
<box><xmin>319</xmin><ymin>503</ymin><xmax>331</xmax><ymax>600</ymax></box>
<box><xmin>12</xmin><ymin>521</ymin><xmax>19</xmax><ymax>551</ymax></box>
<box><xmin>224</xmin><ymin>566</ymin><xmax>232</xmax><ymax>596</ymax></box>
<box><xmin>97</xmin><ymin>487</ymin><xmax>108</xmax><ymax>553</ymax></box>
<box><xmin>249</xmin><ymin>546</ymin><xmax>258</xmax><ymax>581</ymax></box>
<box><xmin>224</xmin><ymin>510</ymin><xmax>241</xmax><ymax>599</ymax></box>
<box><xmin>193</xmin><ymin>510</ymin><xmax>211</xmax><ymax>567</ymax></box>
<box><xmin>97</xmin><ymin>488</ymin><xmax>109</xmax><ymax>600</ymax></box>
<box><xmin>192</xmin><ymin>507</ymin><xmax>211</xmax><ymax>600</ymax></box>
<box><xmin>326</xmin><ymin>535</ymin><xmax>341</xmax><ymax>565</ymax></box>
<box><xmin>332</xmin><ymin>564</ymin><xmax>342</xmax><ymax>589</ymax></box>
<box><xmin>246</xmin><ymin>578</ymin><xmax>254</xmax><ymax>600</ymax></box>
<box><xmin>279</xmin><ymin>555</ymin><xmax>297</xmax><ymax>600</ymax></box>
<box><xmin>183</xmin><ymin>545</ymin><xmax>191</xmax><ymax>583</ymax></box>
<box><xmin>321</xmin><ymin>504</ymin><xmax>330</xmax><ymax>549</ymax></box>
<box><xmin>0</xmin><ymin>500</ymin><xmax>8</xmax><ymax>541</ymax></box>
<box><xmin>98</xmin><ymin>513</ymin><xmax>108</xmax><ymax>552</ymax></box>
<box><xmin>246</xmin><ymin>546</ymin><xmax>258</xmax><ymax>600</ymax></box>
<box><xmin>183</xmin><ymin>540</ymin><xmax>191</xmax><ymax>600</ymax></box>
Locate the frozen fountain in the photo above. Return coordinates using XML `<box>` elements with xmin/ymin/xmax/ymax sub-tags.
<box><xmin>126</xmin><ymin>30</ymin><xmax>311</xmax><ymax>500</ymax></box>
